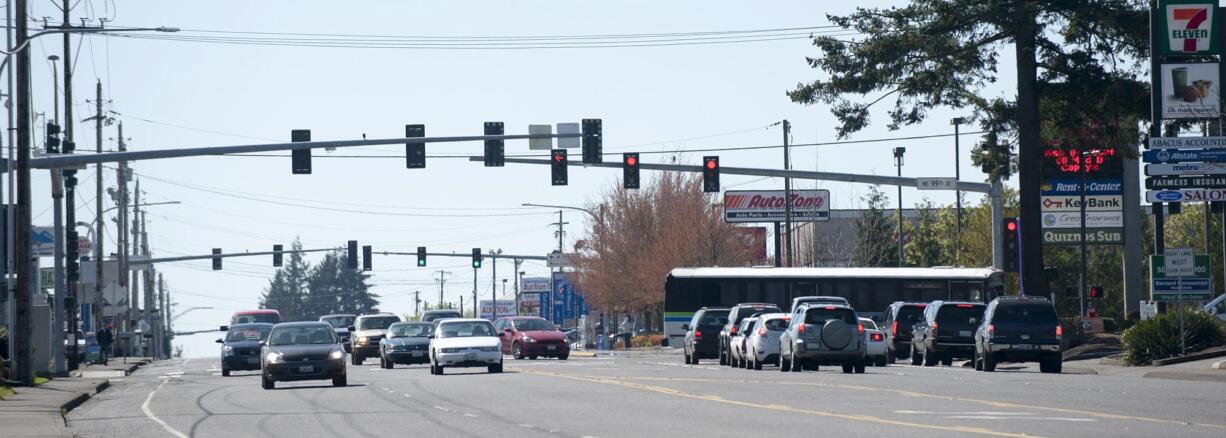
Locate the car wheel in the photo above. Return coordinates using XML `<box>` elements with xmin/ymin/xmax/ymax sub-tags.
<box><xmin>513</xmin><ymin>342</ymin><xmax>525</xmax><ymax>360</ymax></box>
<box><xmin>261</xmin><ymin>374</ymin><xmax>274</xmax><ymax>390</ymax></box>
<box><xmin>876</xmin><ymin>356</ymin><xmax>888</xmax><ymax>367</ymax></box>
<box><xmin>683</xmin><ymin>349</ymin><xmax>691</xmax><ymax>364</ymax></box>
<box><xmin>983</xmin><ymin>351</ymin><xmax>997</xmax><ymax>372</ymax></box>
<box><xmin>332</xmin><ymin>373</ymin><xmax>347</xmax><ymax>387</ymax></box>
<box><xmin>941</xmin><ymin>356</ymin><xmax>953</xmax><ymax>367</ymax></box>
<box><xmin>888</xmin><ymin>348</ymin><xmax>897</xmax><ymax>364</ymax></box>
<box><xmin>910</xmin><ymin>344</ymin><xmax>922</xmax><ymax>366</ymax></box>
<box><xmin>923</xmin><ymin>348</ymin><xmax>938</xmax><ymax>367</ymax></box>
<box><xmin>718</xmin><ymin>343</ymin><xmax>728</xmax><ymax>366</ymax></box>
<box><xmin>558</xmin><ymin>353</ymin><xmax>569</xmax><ymax>361</ymax></box>
<box><xmin>779</xmin><ymin>349</ymin><xmax>790</xmax><ymax>372</ymax></box>
<box><xmin>753</xmin><ymin>354</ymin><xmax>763</xmax><ymax>371</ymax></box>
<box><xmin>352</xmin><ymin>352</ymin><xmax>363</xmax><ymax>366</ymax></box>
<box><xmin>841</xmin><ymin>362</ymin><xmax>853</xmax><ymax>374</ymax></box>
<box><xmin>790</xmin><ymin>351</ymin><xmax>802</xmax><ymax>372</ymax></box>
<box><xmin>221</xmin><ymin>367</ymin><xmax>230</xmax><ymax>377</ymax></box>
<box><xmin>529</xmin><ymin>355</ymin><xmax>538</xmax><ymax>360</ymax></box>
<box><xmin>854</xmin><ymin>360</ymin><xmax>866</xmax><ymax>374</ymax></box>
<box><xmin>489</xmin><ymin>361</ymin><xmax>504</xmax><ymax>373</ymax></box>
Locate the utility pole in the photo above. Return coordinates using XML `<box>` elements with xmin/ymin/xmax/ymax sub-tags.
<box><xmin>131</xmin><ymin>178</ymin><xmax>142</xmax><ymax>354</ymax></box>
<box><xmin>49</xmin><ymin>53</ymin><xmax>67</xmax><ymax>375</ymax></box>
<box><xmin>59</xmin><ymin>0</ymin><xmax>81</xmax><ymax>371</ymax></box>
<box><xmin>117</xmin><ymin>122</ymin><xmax>129</xmax><ymax>348</ymax></box>
<box><xmin>513</xmin><ymin>260</ymin><xmax>522</xmax><ymax>313</ymax></box>
<box><xmin>13</xmin><ymin>0</ymin><xmax>34</xmax><ymax>385</ymax></box>
<box><xmin>490</xmin><ymin>249</ymin><xmax>500</xmax><ymax>320</ymax></box>
<box><xmin>142</xmin><ymin>206</ymin><xmax>154</xmax><ymax>358</ymax></box>
<box><xmin>91</xmin><ymin>80</ymin><xmax>103</xmax><ymax>337</ymax></box>
<box><xmin>551</xmin><ymin>211</ymin><xmax>568</xmax><ymax>325</ymax></box>
<box><xmin>783</xmin><ymin>120</ymin><xmax>793</xmax><ymax>267</ymax></box>
<box><xmin>413</xmin><ymin>290</ymin><xmax>420</xmax><ymax>318</ymax></box>
<box><xmin>434</xmin><ymin>270</ymin><xmax>451</xmax><ymax>306</ymax></box>
<box><xmin>893</xmin><ymin>147</ymin><xmax>906</xmax><ymax>267</ymax></box>
<box><xmin>1015</xmin><ymin>0</ymin><xmax>1046</xmax><ymax>297</ymax></box>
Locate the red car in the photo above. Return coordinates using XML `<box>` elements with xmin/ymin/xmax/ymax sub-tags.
<box><xmin>493</xmin><ymin>317</ymin><xmax>570</xmax><ymax>360</ymax></box>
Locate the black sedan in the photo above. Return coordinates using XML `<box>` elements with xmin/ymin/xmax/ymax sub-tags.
<box><xmin>379</xmin><ymin>322</ymin><xmax>433</xmax><ymax>368</ymax></box>
<box><xmin>261</xmin><ymin>322</ymin><xmax>347</xmax><ymax>389</ymax></box>
<box><xmin>216</xmin><ymin>323</ymin><xmax>273</xmax><ymax>377</ymax></box>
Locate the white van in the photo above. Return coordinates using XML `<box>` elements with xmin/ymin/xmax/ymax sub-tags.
<box><xmin>1204</xmin><ymin>294</ymin><xmax>1226</xmax><ymax>322</ymax></box>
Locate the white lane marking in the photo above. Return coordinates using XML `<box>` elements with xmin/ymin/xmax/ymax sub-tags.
<box><xmin>141</xmin><ymin>379</ymin><xmax>190</xmax><ymax>438</ymax></box>
<box><xmin>517</xmin><ymin>424</ymin><xmax>534</xmax><ymax>428</ymax></box>
<box><xmin>895</xmin><ymin>411</ymin><xmax>1032</xmax><ymax>416</ymax></box>
<box><xmin>403</xmin><ymin>394</ymin><xmax>413</xmax><ymax>398</ymax></box>
<box><xmin>463</xmin><ymin>413</ymin><xmax>478</xmax><ymax>418</ymax></box>
<box><xmin>206</xmin><ymin>368</ymin><xmax>221</xmax><ymax>372</ymax></box>
<box><xmin>946</xmin><ymin>416</ymin><xmax>1096</xmax><ymax>422</ymax></box>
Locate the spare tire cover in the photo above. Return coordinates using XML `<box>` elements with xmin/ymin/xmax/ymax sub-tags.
<box><xmin>821</xmin><ymin>319</ymin><xmax>852</xmax><ymax>350</ymax></box>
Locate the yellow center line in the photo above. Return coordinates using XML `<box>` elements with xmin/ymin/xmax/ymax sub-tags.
<box><xmin>600</xmin><ymin>374</ymin><xmax>1226</xmax><ymax>431</ymax></box>
<box><xmin>514</xmin><ymin>368</ymin><xmax>1037</xmax><ymax>438</ymax></box>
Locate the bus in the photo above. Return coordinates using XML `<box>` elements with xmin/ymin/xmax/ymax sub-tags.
<box><xmin>663</xmin><ymin>267</ymin><xmax>1004</xmax><ymax>347</ymax></box>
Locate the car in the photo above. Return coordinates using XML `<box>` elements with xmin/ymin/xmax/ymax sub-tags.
<box><xmin>859</xmin><ymin>317</ymin><xmax>887</xmax><ymax>367</ymax></box>
<box><xmin>494</xmin><ymin>316</ymin><xmax>570</xmax><ymax>360</ymax></box>
<box><xmin>882</xmin><ymin>302</ymin><xmax>928</xmax><ymax>363</ymax></box>
<box><xmin>349</xmin><ymin>313</ymin><xmax>402</xmax><ymax>365</ymax></box>
<box><xmin>217</xmin><ymin>323</ymin><xmax>273</xmax><ymax>376</ymax></box>
<box><xmin>789</xmin><ymin>296</ymin><xmax>850</xmax><ymax>311</ymax></box>
<box><xmin>682</xmin><ymin>307</ymin><xmax>729</xmax><ymax>365</ymax></box>
<box><xmin>428</xmin><ymin>318</ymin><xmax>503</xmax><ymax>375</ymax></box>
<box><xmin>1205</xmin><ymin>293</ymin><xmax>1226</xmax><ymax>322</ymax></box>
<box><xmin>260</xmin><ymin>322</ymin><xmax>347</xmax><ymax>389</ymax></box>
<box><xmin>422</xmin><ymin>309</ymin><xmax>463</xmax><ymax>322</ymax></box>
<box><xmin>911</xmin><ymin>301</ymin><xmax>986</xmax><ymax>367</ymax></box>
<box><xmin>975</xmin><ymin>296</ymin><xmax>1063</xmax><ymax>373</ymax></box>
<box><xmin>728</xmin><ymin>317</ymin><xmax>758</xmax><ymax>368</ymax></box>
<box><xmin>319</xmin><ymin>314</ymin><xmax>356</xmax><ymax>353</ymax></box>
<box><xmin>744</xmin><ymin>313</ymin><xmax>788</xmax><ymax>370</ymax></box>
<box><xmin>220</xmin><ymin>309</ymin><xmax>282</xmax><ymax>331</ymax></box>
<box><xmin>779</xmin><ymin>304</ymin><xmax>867</xmax><ymax>373</ymax></box>
<box><xmin>379</xmin><ymin>322</ymin><xmax>433</xmax><ymax>368</ymax></box>
<box><xmin>719</xmin><ymin>303</ymin><xmax>782</xmax><ymax>366</ymax></box>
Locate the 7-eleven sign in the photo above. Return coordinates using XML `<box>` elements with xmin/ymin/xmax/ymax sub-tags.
<box><xmin>1161</xmin><ymin>1</ymin><xmax>1220</xmax><ymax>55</ymax></box>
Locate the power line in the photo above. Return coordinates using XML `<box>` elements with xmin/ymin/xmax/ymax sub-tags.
<box><xmin>168</xmin><ymin>25</ymin><xmax>841</xmax><ymax>41</ymax></box>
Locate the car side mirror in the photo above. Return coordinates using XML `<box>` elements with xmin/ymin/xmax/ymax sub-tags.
<box><xmin>427</xmin><ymin>334</ymin><xmax>435</xmax><ymax>339</ymax></box>
<box><xmin>347</xmin><ymin>326</ymin><xmax>355</xmax><ymax>332</ymax></box>
<box><xmin>258</xmin><ymin>340</ymin><xmax>267</xmax><ymax>347</ymax></box>
<box><xmin>219</xmin><ymin>325</ymin><xmax>229</xmax><ymax>332</ymax></box>
<box><xmin>215</xmin><ymin>339</ymin><xmax>224</xmax><ymax>344</ymax></box>
<box><xmin>504</xmin><ymin>328</ymin><xmax>513</xmax><ymax>333</ymax></box>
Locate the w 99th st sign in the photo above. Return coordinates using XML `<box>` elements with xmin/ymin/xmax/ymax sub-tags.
<box><xmin>723</xmin><ymin>190</ymin><xmax>830</xmax><ymax>223</ymax></box>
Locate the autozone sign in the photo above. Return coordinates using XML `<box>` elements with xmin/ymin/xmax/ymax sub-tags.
<box><xmin>1161</xmin><ymin>1</ymin><xmax>1220</xmax><ymax>55</ymax></box>
<box><xmin>723</xmin><ymin>189</ymin><xmax>830</xmax><ymax>223</ymax></box>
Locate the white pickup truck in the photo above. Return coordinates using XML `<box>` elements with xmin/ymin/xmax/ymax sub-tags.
<box><xmin>1205</xmin><ymin>294</ymin><xmax>1226</xmax><ymax>322</ymax></box>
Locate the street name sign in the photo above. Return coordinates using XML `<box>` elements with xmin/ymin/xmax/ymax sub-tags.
<box><xmin>915</xmin><ymin>177</ymin><xmax>957</xmax><ymax>190</ymax></box>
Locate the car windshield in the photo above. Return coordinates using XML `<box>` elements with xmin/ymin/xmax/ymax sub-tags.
<box><xmin>736</xmin><ymin>306</ymin><xmax>780</xmax><ymax>324</ymax></box>
<box><xmin>359</xmin><ymin>316</ymin><xmax>399</xmax><ymax>330</ymax></box>
<box><xmin>761</xmin><ymin>318</ymin><xmax>789</xmax><ymax>331</ymax></box>
<box><xmin>321</xmin><ymin>316</ymin><xmax>355</xmax><ymax>328</ymax></box>
<box><xmin>389</xmin><ymin>324</ymin><xmax>432</xmax><ymax>337</ymax></box>
<box><xmin>937</xmin><ymin>305</ymin><xmax>986</xmax><ymax>325</ymax></box>
<box><xmin>438</xmin><ymin>321</ymin><xmax>496</xmax><ymax>338</ymax></box>
<box><xmin>859</xmin><ymin>319</ymin><xmax>879</xmax><ymax>330</ymax></box>
<box><xmin>268</xmin><ymin>325</ymin><xmax>336</xmax><ymax>346</ymax></box>
<box><xmin>233</xmin><ymin>313</ymin><xmax>279</xmax><ymax>324</ymax></box>
<box><xmin>803</xmin><ymin>308</ymin><xmax>857</xmax><ymax>325</ymax></box>
<box><xmin>896</xmin><ymin>306</ymin><xmax>927</xmax><ymax>326</ymax></box>
<box><xmin>425</xmin><ymin>310</ymin><xmax>461</xmax><ymax>321</ymax></box>
<box><xmin>993</xmin><ymin>304</ymin><xmax>1058</xmax><ymax>326</ymax></box>
<box><xmin>738</xmin><ymin>319</ymin><xmax>756</xmax><ymax>333</ymax></box>
<box><xmin>515</xmin><ymin>319</ymin><xmax>555</xmax><ymax>331</ymax></box>
<box><xmin>698</xmin><ymin>311</ymin><xmax>729</xmax><ymax>327</ymax></box>
<box><xmin>226</xmin><ymin>326</ymin><xmax>271</xmax><ymax>342</ymax></box>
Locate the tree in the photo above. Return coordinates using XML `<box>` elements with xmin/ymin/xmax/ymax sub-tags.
<box><xmin>906</xmin><ymin>199</ymin><xmax>949</xmax><ymax>267</ymax></box>
<box><xmin>571</xmin><ymin>172</ymin><xmax>759</xmax><ymax>324</ymax></box>
<box><xmin>259</xmin><ymin>239</ymin><xmax>311</xmax><ymax>320</ymax></box>
<box><xmin>853</xmin><ymin>186</ymin><xmax>900</xmax><ymax>267</ymax></box>
<box><xmin>305</xmin><ymin>251</ymin><xmax>380</xmax><ymax>319</ymax></box>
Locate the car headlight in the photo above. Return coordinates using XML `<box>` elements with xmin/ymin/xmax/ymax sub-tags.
<box><xmin>223</xmin><ymin>345</ymin><xmax>233</xmax><ymax>354</ymax></box>
<box><xmin>265</xmin><ymin>352</ymin><xmax>282</xmax><ymax>363</ymax></box>
<box><xmin>357</xmin><ymin>337</ymin><xmax>368</xmax><ymax>345</ymax></box>
<box><xmin>330</xmin><ymin>350</ymin><xmax>344</xmax><ymax>360</ymax></box>
<box><xmin>480</xmin><ymin>346</ymin><xmax>499</xmax><ymax>352</ymax></box>
<box><xmin>441</xmin><ymin>348</ymin><xmax>461</xmax><ymax>353</ymax></box>
<box><xmin>523</xmin><ymin>336</ymin><xmax>537</xmax><ymax>343</ymax></box>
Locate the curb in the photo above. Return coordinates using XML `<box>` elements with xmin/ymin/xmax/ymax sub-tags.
<box><xmin>569</xmin><ymin>351</ymin><xmax>598</xmax><ymax>358</ymax></box>
<box><xmin>1151</xmin><ymin>348</ymin><xmax>1226</xmax><ymax>366</ymax></box>
<box><xmin>1213</xmin><ymin>360</ymin><xmax>1226</xmax><ymax>370</ymax></box>
<box><xmin>58</xmin><ymin>380</ymin><xmax>111</xmax><ymax>423</ymax></box>
<box><xmin>1143</xmin><ymin>370</ymin><xmax>1226</xmax><ymax>383</ymax></box>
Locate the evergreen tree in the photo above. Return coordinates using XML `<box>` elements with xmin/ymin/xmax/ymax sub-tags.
<box><xmin>906</xmin><ymin>199</ymin><xmax>949</xmax><ymax>267</ymax></box>
<box><xmin>853</xmin><ymin>187</ymin><xmax>901</xmax><ymax>267</ymax></box>
<box><xmin>259</xmin><ymin>238</ymin><xmax>311</xmax><ymax>321</ymax></box>
<box><xmin>305</xmin><ymin>251</ymin><xmax>380</xmax><ymax>318</ymax></box>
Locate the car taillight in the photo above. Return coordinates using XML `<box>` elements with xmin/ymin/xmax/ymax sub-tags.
<box><xmin>798</xmin><ymin>324</ymin><xmax>806</xmax><ymax>334</ymax></box>
<box><xmin>857</xmin><ymin>323</ymin><xmax>864</xmax><ymax>335</ymax></box>
<box><xmin>694</xmin><ymin>330</ymin><xmax>702</xmax><ymax>339</ymax></box>
<box><xmin>1055</xmin><ymin>325</ymin><xmax>1063</xmax><ymax>339</ymax></box>
<box><xmin>730</xmin><ymin>326</ymin><xmax>737</xmax><ymax>335</ymax></box>
<box><xmin>956</xmin><ymin>304</ymin><xmax>974</xmax><ymax>308</ymax></box>
<box><xmin>871</xmin><ymin>333</ymin><xmax>883</xmax><ymax>342</ymax></box>
<box><xmin>891</xmin><ymin>321</ymin><xmax>898</xmax><ymax>336</ymax></box>
<box><xmin>825</xmin><ymin>306</ymin><xmax>836</xmax><ymax>310</ymax></box>
<box><xmin>758</xmin><ymin>327</ymin><xmax>766</xmax><ymax>336</ymax></box>
<box><xmin>987</xmin><ymin>324</ymin><xmax>995</xmax><ymax>337</ymax></box>
<box><xmin>931</xmin><ymin>322</ymin><xmax>939</xmax><ymax>332</ymax></box>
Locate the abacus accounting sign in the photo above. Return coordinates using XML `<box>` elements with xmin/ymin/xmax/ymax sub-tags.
<box><xmin>1160</xmin><ymin>1</ymin><xmax>1220</xmax><ymax>55</ymax></box>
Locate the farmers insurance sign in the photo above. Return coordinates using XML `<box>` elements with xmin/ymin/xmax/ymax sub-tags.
<box><xmin>723</xmin><ymin>189</ymin><xmax>830</xmax><ymax>223</ymax></box>
<box><xmin>1160</xmin><ymin>1</ymin><xmax>1220</xmax><ymax>55</ymax></box>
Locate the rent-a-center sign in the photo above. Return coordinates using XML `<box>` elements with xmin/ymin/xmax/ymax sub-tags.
<box><xmin>724</xmin><ymin>190</ymin><xmax>830</xmax><ymax>223</ymax></box>
<box><xmin>1160</xmin><ymin>1</ymin><xmax>1220</xmax><ymax>55</ymax></box>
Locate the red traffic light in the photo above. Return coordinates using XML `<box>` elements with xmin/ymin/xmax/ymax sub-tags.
<box><xmin>1006</xmin><ymin>220</ymin><xmax>1017</xmax><ymax>231</ymax></box>
<box><xmin>626</xmin><ymin>156</ymin><xmax>638</xmax><ymax>166</ymax></box>
<box><xmin>553</xmin><ymin>151</ymin><xmax>565</xmax><ymax>162</ymax></box>
<box><xmin>705</xmin><ymin>159</ymin><xmax>717</xmax><ymax>169</ymax></box>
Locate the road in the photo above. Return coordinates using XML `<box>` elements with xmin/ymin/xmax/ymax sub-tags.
<box><xmin>67</xmin><ymin>351</ymin><xmax>1226</xmax><ymax>438</ymax></box>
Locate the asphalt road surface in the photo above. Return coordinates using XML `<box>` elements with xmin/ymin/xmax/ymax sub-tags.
<box><xmin>67</xmin><ymin>351</ymin><xmax>1226</xmax><ymax>438</ymax></box>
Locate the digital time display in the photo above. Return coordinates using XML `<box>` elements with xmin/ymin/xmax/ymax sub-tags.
<box><xmin>1042</xmin><ymin>147</ymin><xmax>1121</xmax><ymax>177</ymax></box>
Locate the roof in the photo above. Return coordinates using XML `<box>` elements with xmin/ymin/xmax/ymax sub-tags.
<box><xmin>320</xmin><ymin>314</ymin><xmax>356</xmax><ymax>318</ymax></box>
<box><xmin>668</xmin><ymin>267</ymin><xmax>999</xmax><ymax>280</ymax></box>
<box><xmin>390</xmin><ymin>321</ymin><xmax>432</xmax><ymax>326</ymax></box>
<box><xmin>437</xmin><ymin>318</ymin><xmax>492</xmax><ymax>324</ymax></box>
<box><xmin>229</xmin><ymin>322</ymin><xmax>274</xmax><ymax>329</ymax></box>
<box><xmin>235</xmin><ymin>309</ymin><xmax>280</xmax><ymax>315</ymax></box>
<box><xmin>272</xmin><ymin>321</ymin><xmax>330</xmax><ymax>327</ymax></box>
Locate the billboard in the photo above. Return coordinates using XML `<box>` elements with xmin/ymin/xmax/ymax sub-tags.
<box><xmin>1160</xmin><ymin>63</ymin><xmax>1221</xmax><ymax>119</ymax></box>
<box><xmin>479</xmin><ymin>300</ymin><xmax>517</xmax><ymax>320</ymax></box>
<box><xmin>724</xmin><ymin>190</ymin><xmax>830</xmax><ymax>223</ymax></box>
<box><xmin>520</xmin><ymin>277</ymin><xmax>551</xmax><ymax>293</ymax></box>
<box><xmin>1040</xmin><ymin>145</ymin><xmax>1123</xmax><ymax>244</ymax></box>
<box><xmin>1159</xmin><ymin>1</ymin><xmax>1220</xmax><ymax>55</ymax></box>
<box><xmin>519</xmin><ymin>292</ymin><xmax>543</xmax><ymax>317</ymax></box>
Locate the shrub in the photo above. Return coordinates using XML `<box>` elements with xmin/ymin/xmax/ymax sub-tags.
<box><xmin>1121</xmin><ymin>308</ymin><xmax>1226</xmax><ymax>366</ymax></box>
<box><xmin>631</xmin><ymin>334</ymin><xmax>665</xmax><ymax>348</ymax></box>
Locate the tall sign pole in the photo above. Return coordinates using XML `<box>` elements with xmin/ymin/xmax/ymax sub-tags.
<box><xmin>1015</xmin><ymin>0</ymin><xmax>1046</xmax><ymax>297</ymax></box>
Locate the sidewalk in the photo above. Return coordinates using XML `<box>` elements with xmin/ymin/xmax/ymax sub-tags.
<box><xmin>997</xmin><ymin>355</ymin><xmax>1226</xmax><ymax>382</ymax></box>
<box><xmin>0</xmin><ymin>357</ymin><xmax>151</xmax><ymax>438</ymax></box>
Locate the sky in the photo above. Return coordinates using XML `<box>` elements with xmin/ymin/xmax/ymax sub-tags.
<box><xmin>13</xmin><ymin>0</ymin><xmax>1025</xmax><ymax>357</ymax></box>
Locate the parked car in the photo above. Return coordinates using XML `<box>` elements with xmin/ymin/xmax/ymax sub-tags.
<box><xmin>975</xmin><ymin>296</ymin><xmax>1062</xmax><ymax>373</ymax></box>
<box><xmin>220</xmin><ymin>309</ymin><xmax>282</xmax><ymax>331</ymax></box>
<box><xmin>217</xmin><ymin>323</ymin><xmax>273</xmax><ymax>376</ymax></box>
<box><xmin>319</xmin><ymin>314</ymin><xmax>356</xmax><ymax>353</ymax></box>
<box><xmin>379</xmin><ymin>322</ymin><xmax>433</xmax><ymax>368</ymax></box>
<box><xmin>882</xmin><ymin>302</ymin><xmax>928</xmax><ymax>363</ymax></box>
<box><xmin>260</xmin><ymin>322</ymin><xmax>347</xmax><ymax>389</ymax></box>
<box><xmin>422</xmin><ymin>309</ymin><xmax>462</xmax><ymax>323</ymax></box>
<box><xmin>719</xmin><ymin>303</ymin><xmax>782</xmax><ymax>366</ymax></box>
<box><xmin>744</xmin><ymin>313</ymin><xmax>789</xmax><ymax>370</ymax></box>
<box><xmin>779</xmin><ymin>304</ymin><xmax>867</xmax><ymax>373</ymax></box>
<box><xmin>682</xmin><ymin>307</ymin><xmax>729</xmax><ymax>365</ymax></box>
<box><xmin>429</xmin><ymin>318</ymin><xmax>503</xmax><ymax>375</ymax></box>
<box><xmin>729</xmin><ymin>317</ymin><xmax>758</xmax><ymax>368</ymax></box>
<box><xmin>789</xmin><ymin>296</ymin><xmax>850</xmax><ymax>311</ymax></box>
<box><xmin>349</xmin><ymin>313</ymin><xmax>402</xmax><ymax>365</ymax></box>
<box><xmin>494</xmin><ymin>316</ymin><xmax>570</xmax><ymax>360</ymax></box>
<box><xmin>911</xmin><ymin>301</ymin><xmax>986</xmax><ymax>367</ymax></box>
<box><xmin>860</xmin><ymin>317</ymin><xmax>887</xmax><ymax>367</ymax></box>
<box><xmin>1204</xmin><ymin>294</ymin><xmax>1226</xmax><ymax>322</ymax></box>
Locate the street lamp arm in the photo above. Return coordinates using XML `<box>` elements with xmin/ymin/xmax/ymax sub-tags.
<box><xmin>0</xmin><ymin>26</ymin><xmax>178</xmax><ymax>72</ymax></box>
<box><xmin>521</xmin><ymin>203</ymin><xmax>597</xmax><ymax>219</ymax></box>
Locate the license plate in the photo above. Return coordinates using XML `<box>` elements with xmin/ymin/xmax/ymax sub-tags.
<box><xmin>1014</xmin><ymin>344</ymin><xmax>1033</xmax><ymax>350</ymax></box>
<box><xmin>464</xmin><ymin>353</ymin><xmax>476</xmax><ymax>361</ymax></box>
<box><xmin>411</xmin><ymin>351</ymin><xmax>423</xmax><ymax>357</ymax></box>
<box><xmin>298</xmin><ymin>365</ymin><xmax>314</xmax><ymax>373</ymax></box>
<box><xmin>247</xmin><ymin>357</ymin><xmax>259</xmax><ymax>365</ymax></box>
<box><xmin>959</xmin><ymin>330</ymin><xmax>972</xmax><ymax>337</ymax></box>
<box><xmin>547</xmin><ymin>345</ymin><xmax>557</xmax><ymax>351</ymax></box>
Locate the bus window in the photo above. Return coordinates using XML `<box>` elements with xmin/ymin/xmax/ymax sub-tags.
<box><xmin>720</xmin><ymin>281</ymin><xmax>738</xmax><ymax>306</ymax></box>
<box><xmin>763</xmin><ymin>282</ymin><xmax>785</xmax><ymax>309</ymax></box>
<box><xmin>794</xmin><ymin>282</ymin><xmax>817</xmax><ymax>296</ymax></box>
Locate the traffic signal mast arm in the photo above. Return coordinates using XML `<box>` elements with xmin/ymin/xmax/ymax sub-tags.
<box><xmin>132</xmin><ymin>247</ymin><xmax>335</xmax><ymax>266</ymax></box>
<box><xmin>378</xmin><ymin>250</ymin><xmax>548</xmax><ymax>261</ymax></box>
<box><xmin>28</xmin><ymin>131</ymin><xmax>582</xmax><ymax>169</ymax></box>
<box><xmin>479</xmin><ymin>156</ymin><xmax>995</xmax><ymax>194</ymax></box>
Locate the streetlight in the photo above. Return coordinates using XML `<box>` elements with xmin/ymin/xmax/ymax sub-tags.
<box><xmin>521</xmin><ymin>202</ymin><xmax>597</xmax><ymax>219</ymax></box>
<box><xmin>893</xmin><ymin>147</ymin><xmax>906</xmax><ymax>267</ymax></box>
<box><xmin>171</xmin><ymin>306</ymin><xmax>213</xmax><ymax>323</ymax></box>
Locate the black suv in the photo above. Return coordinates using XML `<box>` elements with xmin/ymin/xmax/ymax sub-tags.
<box><xmin>910</xmin><ymin>301</ymin><xmax>985</xmax><ymax>366</ymax></box>
<box><xmin>882</xmin><ymin>302</ymin><xmax>928</xmax><ymax>363</ymax></box>
<box><xmin>719</xmin><ymin>303</ymin><xmax>782</xmax><ymax>366</ymax></box>
<box><xmin>975</xmin><ymin>297</ymin><xmax>1062</xmax><ymax>373</ymax></box>
<box><xmin>682</xmin><ymin>307</ymin><xmax>730</xmax><ymax>365</ymax></box>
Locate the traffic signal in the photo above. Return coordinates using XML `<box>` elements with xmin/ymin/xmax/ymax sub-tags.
<box><xmin>623</xmin><ymin>153</ymin><xmax>640</xmax><ymax>189</ymax></box>
<box><xmin>1089</xmin><ymin>286</ymin><xmax>1103</xmax><ymax>298</ymax></box>
<box><xmin>62</xmin><ymin>169</ymin><xmax>77</xmax><ymax>188</ymax></box>
<box><xmin>1002</xmin><ymin>217</ymin><xmax>1019</xmax><ymax>273</ymax></box>
<box><xmin>362</xmin><ymin>245</ymin><xmax>373</xmax><ymax>271</ymax></box>
<box><xmin>45</xmin><ymin>122</ymin><xmax>61</xmax><ymax>152</ymax></box>
<box><xmin>702</xmin><ymin>156</ymin><xmax>720</xmax><ymax>193</ymax></box>
<box><xmin>291</xmin><ymin>129</ymin><xmax>312</xmax><ymax>174</ymax></box>
<box><xmin>551</xmin><ymin>149</ymin><xmax>568</xmax><ymax>186</ymax></box>
<box><xmin>484</xmin><ymin>121</ymin><xmax>504</xmax><ymax>167</ymax></box>
<box><xmin>66</xmin><ymin>230</ymin><xmax>79</xmax><ymax>281</ymax></box>
<box><xmin>417</xmin><ymin>246</ymin><xmax>427</xmax><ymax>267</ymax></box>
<box><xmin>273</xmin><ymin>244</ymin><xmax>283</xmax><ymax>267</ymax></box>
<box><xmin>347</xmin><ymin>240</ymin><xmax>359</xmax><ymax>269</ymax></box>
<box><xmin>472</xmin><ymin>248</ymin><xmax>482</xmax><ymax>269</ymax></box>
<box><xmin>582</xmin><ymin>118</ymin><xmax>602</xmax><ymax>164</ymax></box>
<box><xmin>406</xmin><ymin>124</ymin><xmax>425</xmax><ymax>168</ymax></box>
<box><xmin>212</xmin><ymin>248</ymin><xmax>222</xmax><ymax>271</ymax></box>
<box><xmin>62</xmin><ymin>140</ymin><xmax>74</xmax><ymax>154</ymax></box>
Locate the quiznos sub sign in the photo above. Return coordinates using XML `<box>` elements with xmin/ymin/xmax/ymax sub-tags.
<box><xmin>1161</xmin><ymin>1</ymin><xmax>1220</xmax><ymax>55</ymax></box>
